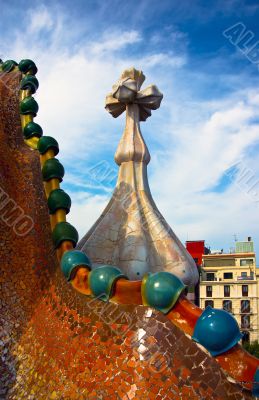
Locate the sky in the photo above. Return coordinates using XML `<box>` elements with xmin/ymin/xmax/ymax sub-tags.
<box><xmin>1</xmin><ymin>0</ymin><xmax>259</xmax><ymax>261</ymax></box>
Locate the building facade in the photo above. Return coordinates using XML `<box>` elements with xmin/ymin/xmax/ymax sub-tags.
<box><xmin>199</xmin><ymin>239</ymin><xmax>258</xmax><ymax>343</ymax></box>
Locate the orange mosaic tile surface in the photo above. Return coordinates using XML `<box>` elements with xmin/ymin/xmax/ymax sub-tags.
<box><xmin>0</xmin><ymin>72</ymin><xmax>253</xmax><ymax>399</ymax></box>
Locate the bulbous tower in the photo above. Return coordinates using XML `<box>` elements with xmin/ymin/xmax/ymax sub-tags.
<box><xmin>77</xmin><ymin>68</ymin><xmax>199</xmax><ymax>286</ymax></box>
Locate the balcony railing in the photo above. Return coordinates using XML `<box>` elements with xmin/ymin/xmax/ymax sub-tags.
<box><xmin>201</xmin><ymin>276</ymin><xmax>255</xmax><ymax>282</ymax></box>
<box><xmin>240</xmin><ymin>309</ymin><xmax>253</xmax><ymax>314</ymax></box>
<box><xmin>203</xmin><ymin>278</ymin><xmax>217</xmax><ymax>281</ymax></box>
<box><xmin>237</xmin><ymin>276</ymin><xmax>254</xmax><ymax>281</ymax></box>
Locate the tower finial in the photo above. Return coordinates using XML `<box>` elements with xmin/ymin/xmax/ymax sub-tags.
<box><xmin>105</xmin><ymin>67</ymin><xmax>163</xmax><ymax>166</ymax></box>
<box><xmin>105</xmin><ymin>67</ymin><xmax>163</xmax><ymax>121</ymax></box>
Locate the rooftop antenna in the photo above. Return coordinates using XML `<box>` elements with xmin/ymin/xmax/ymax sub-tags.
<box><xmin>233</xmin><ymin>234</ymin><xmax>238</xmax><ymax>242</ymax></box>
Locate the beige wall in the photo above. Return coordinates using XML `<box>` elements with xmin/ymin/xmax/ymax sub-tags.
<box><xmin>200</xmin><ymin>253</ymin><xmax>258</xmax><ymax>343</ymax></box>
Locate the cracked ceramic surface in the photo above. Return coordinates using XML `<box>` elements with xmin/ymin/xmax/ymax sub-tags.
<box><xmin>78</xmin><ymin>68</ymin><xmax>199</xmax><ymax>286</ymax></box>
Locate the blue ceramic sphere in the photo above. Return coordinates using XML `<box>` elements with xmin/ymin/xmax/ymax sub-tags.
<box><xmin>141</xmin><ymin>271</ymin><xmax>186</xmax><ymax>314</ymax></box>
<box><xmin>88</xmin><ymin>265</ymin><xmax>127</xmax><ymax>301</ymax></box>
<box><xmin>252</xmin><ymin>367</ymin><xmax>259</xmax><ymax>397</ymax></box>
<box><xmin>192</xmin><ymin>306</ymin><xmax>243</xmax><ymax>356</ymax></box>
<box><xmin>61</xmin><ymin>250</ymin><xmax>92</xmax><ymax>281</ymax></box>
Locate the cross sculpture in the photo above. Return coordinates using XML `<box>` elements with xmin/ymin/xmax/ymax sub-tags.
<box><xmin>105</xmin><ymin>67</ymin><xmax>163</xmax><ymax>121</ymax></box>
<box><xmin>105</xmin><ymin>67</ymin><xmax>163</xmax><ymax>167</ymax></box>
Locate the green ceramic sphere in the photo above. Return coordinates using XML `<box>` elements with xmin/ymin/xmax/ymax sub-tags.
<box><xmin>20</xmin><ymin>96</ymin><xmax>39</xmax><ymax>116</ymax></box>
<box><xmin>48</xmin><ymin>189</ymin><xmax>71</xmax><ymax>214</ymax></box>
<box><xmin>37</xmin><ymin>136</ymin><xmax>59</xmax><ymax>156</ymax></box>
<box><xmin>88</xmin><ymin>265</ymin><xmax>127</xmax><ymax>301</ymax></box>
<box><xmin>23</xmin><ymin>121</ymin><xmax>43</xmax><ymax>139</ymax></box>
<box><xmin>141</xmin><ymin>272</ymin><xmax>186</xmax><ymax>314</ymax></box>
<box><xmin>1</xmin><ymin>60</ymin><xmax>18</xmax><ymax>72</ymax></box>
<box><xmin>42</xmin><ymin>158</ymin><xmax>64</xmax><ymax>182</ymax></box>
<box><xmin>20</xmin><ymin>75</ymin><xmax>39</xmax><ymax>94</ymax></box>
<box><xmin>52</xmin><ymin>222</ymin><xmax>79</xmax><ymax>248</ymax></box>
<box><xmin>18</xmin><ymin>59</ymin><xmax>37</xmax><ymax>75</ymax></box>
<box><xmin>61</xmin><ymin>250</ymin><xmax>92</xmax><ymax>281</ymax></box>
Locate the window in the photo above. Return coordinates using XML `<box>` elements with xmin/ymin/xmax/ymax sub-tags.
<box><xmin>242</xmin><ymin>332</ymin><xmax>250</xmax><ymax>344</ymax></box>
<box><xmin>224</xmin><ymin>272</ymin><xmax>233</xmax><ymax>279</ymax></box>
<box><xmin>206</xmin><ymin>286</ymin><xmax>212</xmax><ymax>297</ymax></box>
<box><xmin>242</xmin><ymin>285</ymin><xmax>248</xmax><ymax>297</ymax></box>
<box><xmin>205</xmin><ymin>300</ymin><xmax>214</xmax><ymax>308</ymax></box>
<box><xmin>241</xmin><ymin>272</ymin><xmax>247</xmax><ymax>278</ymax></box>
<box><xmin>241</xmin><ymin>300</ymin><xmax>250</xmax><ymax>313</ymax></box>
<box><xmin>224</xmin><ymin>285</ymin><xmax>230</xmax><ymax>297</ymax></box>
<box><xmin>240</xmin><ymin>259</ymin><xmax>253</xmax><ymax>266</ymax></box>
<box><xmin>223</xmin><ymin>300</ymin><xmax>232</xmax><ymax>313</ymax></box>
<box><xmin>241</xmin><ymin>315</ymin><xmax>250</xmax><ymax>329</ymax></box>
<box><xmin>206</xmin><ymin>272</ymin><xmax>215</xmax><ymax>281</ymax></box>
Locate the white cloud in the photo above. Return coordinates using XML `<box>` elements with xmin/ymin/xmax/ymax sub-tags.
<box><xmin>141</xmin><ymin>53</ymin><xmax>186</xmax><ymax>68</ymax></box>
<box><xmin>67</xmin><ymin>192</ymin><xmax>109</xmax><ymax>239</ymax></box>
<box><xmin>27</xmin><ymin>5</ymin><xmax>54</xmax><ymax>34</ymax></box>
<box><xmin>91</xmin><ymin>30</ymin><xmax>142</xmax><ymax>55</ymax></box>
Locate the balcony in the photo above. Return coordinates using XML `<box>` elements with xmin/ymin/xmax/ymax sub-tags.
<box><xmin>200</xmin><ymin>277</ymin><xmax>219</xmax><ymax>282</ymax></box>
<box><xmin>237</xmin><ymin>276</ymin><xmax>255</xmax><ymax>281</ymax></box>
<box><xmin>203</xmin><ymin>278</ymin><xmax>217</xmax><ymax>282</ymax></box>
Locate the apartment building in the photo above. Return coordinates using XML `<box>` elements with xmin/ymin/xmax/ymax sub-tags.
<box><xmin>199</xmin><ymin>238</ymin><xmax>258</xmax><ymax>343</ymax></box>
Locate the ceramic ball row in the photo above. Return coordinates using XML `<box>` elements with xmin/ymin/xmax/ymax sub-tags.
<box><xmin>40</xmin><ymin>155</ymin><xmax>77</xmax><ymax>248</ymax></box>
<box><xmin>41</xmin><ymin>157</ymin><xmax>78</xmax><ymax>248</ymax></box>
<box><xmin>1</xmin><ymin>58</ymin><xmax>41</xmax><ymax>142</ymax></box>
<box><xmin>0</xmin><ymin>59</ymin><xmax>38</xmax><ymax>74</ymax></box>
<box><xmin>23</xmin><ymin>124</ymin><xmax>72</xmax><ymax>220</ymax></box>
<box><xmin>15</xmin><ymin>58</ymin><xmax>79</xmax><ymax>250</ymax></box>
<box><xmin>61</xmin><ymin>251</ymin><xmax>185</xmax><ymax>307</ymax></box>
<box><xmin>17</xmin><ymin>60</ymin><xmax>41</xmax><ymax>141</ymax></box>
<box><xmin>61</xmin><ymin>250</ymin><xmax>125</xmax><ymax>301</ymax></box>
<box><xmin>60</xmin><ymin>251</ymin><xmax>243</xmax><ymax>357</ymax></box>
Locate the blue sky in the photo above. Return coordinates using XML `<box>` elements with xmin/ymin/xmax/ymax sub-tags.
<box><xmin>1</xmin><ymin>0</ymin><xmax>259</xmax><ymax>259</ymax></box>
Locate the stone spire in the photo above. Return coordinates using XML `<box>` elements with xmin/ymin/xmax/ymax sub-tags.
<box><xmin>77</xmin><ymin>68</ymin><xmax>199</xmax><ymax>286</ymax></box>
